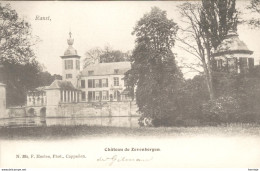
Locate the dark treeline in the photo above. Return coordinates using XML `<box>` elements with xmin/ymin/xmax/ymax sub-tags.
<box><xmin>125</xmin><ymin>0</ymin><xmax>260</xmax><ymax>126</ymax></box>
<box><xmin>0</xmin><ymin>61</ymin><xmax>61</xmax><ymax>107</ymax></box>
<box><xmin>1</xmin><ymin>1</ymin><xmax>260</xmax><ymax>126</ymax></box>
<box><xmin>0</xmin><ymin>3</ymin><xmax>61</xmax><ymax>107</ymax></box>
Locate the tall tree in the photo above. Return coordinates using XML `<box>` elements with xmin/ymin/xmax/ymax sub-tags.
<box><xmin>200</xmin><ymin>0</ymin><xmax>238</xmax><ymax>49</ymax></box>
<box><xmin>83</xmin><ymin>47</ymin><xmax>102</xmax><ymax>68</ymax></box>
<box><xmin>1</xmin><ymin>60</ymin><xmax>42</xmax><ymax>106</ymax></box>
<box><xmin>247</xmin><ymin>0</ymin><xmax>260</xmax><ymax>27</ymax></box>
<box><xmin>100</xmin><ymin>47</ymin><xmax>130</xmax><ymax>63</ymax></box>
<box><xmin>37</xmin><ymin>71</ymin><xmax>62</xmax><ymax>86</ymax></box>
<box><xmin>178</xmin><ymin>0</ymin><xmax>238</xmax><ymax>100</ymax></box>
<box><xmin>178</xmin><ymin>2</ymin><xmax>215</xmax><ymax>100</ymax></box>
<box><xmin>0</xmin><ymin>3</ymin><xmax>38</xmax><ymax>64</ymax></box>
<box><xmin>83</xmin><ymin>46</ymin><xmax>130</xmax><ymax>68</ymax></box>
<box><xmin>0</xmin><ymin>3</ymin><xmax>41</xmax><ymax>106</ymax></box>
<box><xmin>125</xmin><ymin>7</ymin><xmax>183</xmax><ymax>126</ymax></box>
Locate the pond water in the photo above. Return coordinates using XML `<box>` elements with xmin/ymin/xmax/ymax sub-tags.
<box><xmin>0</xmin><ymin>116</ymin><xmax>140</xmax><ymax>128</ymax></box>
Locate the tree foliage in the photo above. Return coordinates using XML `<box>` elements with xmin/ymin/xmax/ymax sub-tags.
<box><xmin>100</xmin><ymin>46</ymin><xmax>130</xmax><ymax>63</ymax></box>
<box><xmin>202</xmin><ymin>71</ymin><xmax>260</xmax><ymax>124</ymax></box>
<box><xmin>246</xmin><ymin>0</ymin><xmax>260</xmax><ymax>27</ymax></box>
<box><xmin>2</xmin><ymin>60</ymin><xmax>61</xmax><ymax>106</ymax></box>
<box><xmin>178</xmin><ymin>1</ymin><xmax>238</xmax><ymax>100</ymax></box>
<box><xmin>83</xmin><ymin>46</ymin><xmax>130</xmax><ymax>68</ymax></box>
<box><xmin>0</xmin><ymin>3</ymin><xmax>57</xmax><ymax>106</ymax></box>
<box><xmin>125</xmin><ymin>7</ymin><xmax>183</xmax><ymax>126</ymax></box>
<box><xmin>0</xmin><ymin>3</ymin><xmax>38</xmax><ymax>64</ymax></box>
<box><xmin>1</xmin><ymin>60</ymin><xmax>41</xmax><ymax>106</ymax></box>
<box><xmin>179</xmin><ymin>75</ymin><xmax>209</xmax><ymax>118</ymax></box>
<box><xmin>200</xmin><ymin>0</ymin><xmax>238</xmax><ymax>50</ymax></box>
<box><xmin>83</xmin><ymin>47</ymin><xmax>103</xmax><ymax>68</ymax></box>
<box><xmin>249</xmin><ymin>0</ymin><xmax>260</xmax><ymax>13</ymax></box>
<box><xmin>178</xmin><ymin>2</ymin><xmax>216</xmax><ymax>100</ymax></box>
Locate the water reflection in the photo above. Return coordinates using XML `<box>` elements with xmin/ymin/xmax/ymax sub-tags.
<box><xmin>0</xmin><ymin>116</ymin><xmax>140</xmax><ymax>128</ymax></box>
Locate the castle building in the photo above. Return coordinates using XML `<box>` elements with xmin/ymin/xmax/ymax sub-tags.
<box><xmin>61</xmin><ymin>32</ymin><xmax>81</xmax><ymax>88</ymax></box>
<box><xmin>26</xmin><ymin>32</ymin><xmax>132</xmax><ymax>108</ymax></box>
<box><xmin>79</xmin><ymin>62</ymin><xmax>131</xmax><ymax>102</ymax></box>
<box><xmin>27</xmin><ymin>86</ymin><xmax>47</xmax><ymax>106</ymax></box>
<box><xmin>212</xmin><ymin>30</ymin><xmax>254</xmax><ymax>74</ymax></box>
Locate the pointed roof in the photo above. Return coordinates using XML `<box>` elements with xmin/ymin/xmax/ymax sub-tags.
<box><xmin>213</xmin><ymin>30</ymin><xmax>253</xmax><ymax>57</ymax></box>
<box><xmin>61</xmin><ymin>32</ymin><xmax>80</xmax><ymax>58</ymax></box>
<box><xmin>46</xmin><ymin>80</ymin><xmax>78</xmax><ymax>90</ymax></box>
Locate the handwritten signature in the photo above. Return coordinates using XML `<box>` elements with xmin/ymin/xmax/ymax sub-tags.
<box><xmin>97</xmin><ymin>155</ymin><xmax>153</xmax><ymax>166</ymax></box>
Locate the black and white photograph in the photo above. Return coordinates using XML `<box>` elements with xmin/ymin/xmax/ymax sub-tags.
<box><xmin>0</xmin><ymin>0</ymin><xmax>260</xmax><ymax>169</ymax></box>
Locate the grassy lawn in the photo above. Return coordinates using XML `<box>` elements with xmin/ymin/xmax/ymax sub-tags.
<box><xmin>1</xmin><ymin>124</ymin><xmax>260</xmax><ymax>140</ymax></box>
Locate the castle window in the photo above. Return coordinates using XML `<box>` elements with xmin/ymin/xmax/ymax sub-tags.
<box><xmin>114</xmin><ymin>77</ymin><xmax>119</xmax><ymax>86</ymax></box>
<box><xmin>88</xmin><ymin>70</ymin><xmax>94</xmax><ymax>76</ymax></box>
<box><xmin>95</xmin><ymin>91</ymin><xmax>101</xmax><ymax>101</ymax></box>
<box><xmin>88</xmin><ymin>79</ymin><xmax>93</xmax><ymax>88</ymax></box>
<box><xmin>76</xmin><ymin>60</ymin><xmax>80</xmax><ymax>70</ymax></box>
<box><xmin>102</xmin><ymin>91</ymin><xmax>109</xmax><ymax>100</ymax></box>
<box><xmin>227</xmin><ymin>58</ymin><xmax>237</xmax><ymax>73</ymax></box>
<box><xmin>81</xmin><ymin>80</ymin><xmax>85</xmax><ymax>88</ymax></box>
<box><xmin>239</xmin><ymin>57</ymin><xmax>248</xmax><ymax>74</ymax></box>
<box><xmin>88</xmin><ymin>91</ymin><xmax>95</xmax><ymax>102</ymax></box>
<box><xmin>66</xmin><ymin>74</ymin><xmax>72</xmax><ymax>79</ymax></box>
<box><xmin>102</xmin><ymin>79</ymin><xmax>108</xmax><ymax>87</ymax></box>
<box><xmin>65</xmin><ymin>60</ymin><xmax>73</xmax><ymax>70</ymax></box>
<box><xmin>82</xmin><ymin>92</ymin><xmax>86</xmax><ymax>101</ymax></box>
<box><xmin>95</xmin><ymin>79</ymin><xmax>100</xmax><ymax>88</ymax></box>
<box><xmin>114</xmin><ymin>91</ymin><xmax>120</xmax><ymax>101</ymax></box>
<box><xmin>248</xmin><ymin>58</ymin><xmax>254</xmax><ymax>69</ymax></box>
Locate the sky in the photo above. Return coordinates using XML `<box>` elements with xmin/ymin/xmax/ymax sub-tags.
<box><xmin>4</xmin><ymin>1</ymin><xmax>260</xmax><ymax>78</ymax></box>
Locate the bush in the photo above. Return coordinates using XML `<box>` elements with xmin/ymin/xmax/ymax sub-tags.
<box><xmin>202</xmin><ymin>95</ymin><xmax>241</xmax><ymax>123</ymax></box>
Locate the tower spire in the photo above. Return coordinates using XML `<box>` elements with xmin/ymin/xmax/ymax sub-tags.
<box><xmin>67</xmin><ymin>31</ymin><xmax>74</xmax><ymax>46</ymax></box>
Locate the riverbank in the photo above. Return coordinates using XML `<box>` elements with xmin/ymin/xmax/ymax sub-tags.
<box><xmin>1</xmin><ymin>124</ymin><xmax>260</xmax><ymax>140</ymax></box>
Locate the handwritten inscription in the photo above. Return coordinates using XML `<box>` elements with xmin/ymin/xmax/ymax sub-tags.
<box><xmin>97</xmin><ymin>155</ymin><xmax>153</xmax><ymax>166</ymax></box>
<box><xmin>35</xmin><ymin>15</ymin><xmax>51</xmax><ymax>21</ymax></box>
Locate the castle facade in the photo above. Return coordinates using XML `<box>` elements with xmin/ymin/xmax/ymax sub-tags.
<box><xmin>26</xmin><ymin>32</ymin><xmax>135</xmax><ymax>118</ymax></box>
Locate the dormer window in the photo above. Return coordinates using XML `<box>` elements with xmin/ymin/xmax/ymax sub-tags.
<box><xmin>88</xmin><ymin>71</ymin><xmax>94</xmax><ymax>76</ymax></box>
<box><xmin>114</xmin><ymin>69</ymin><xmax>119</xmax><ymax>74</ymax></box>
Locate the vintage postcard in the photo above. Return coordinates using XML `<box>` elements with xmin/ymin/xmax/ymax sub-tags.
<box><xmin>0</xmin><ymin>0</ymin><xmax>260</xmax><ymax>169</ymax></box>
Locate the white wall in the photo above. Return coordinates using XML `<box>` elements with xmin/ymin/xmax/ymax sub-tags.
<box><xmin>80</xmin><ymin>74</ymin><xmax>126</xmax><ymax>102</ymax></box>
<box><xmin>27</xmin><ymin>94</ymin><xmax>47</xmax><ymax>106</ymax></box>
<box><xmin>0</xmin><ymin>84</ymin><xmax>6</xmax><ymax>118</ymax></box>
<box><xmin>62</xmin><ymin>57</ymin><xmax>81</xmax><ymax>88</ymax></box>
<box><xmin>46</xmin><ymin>89</ymin><xmax>61</xmax><ymax>106</ymax></box>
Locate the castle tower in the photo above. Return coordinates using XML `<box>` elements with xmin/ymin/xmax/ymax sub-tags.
<box><xmin>212</xmin><ymin>30</ymin><xmax>254</xmax><ymax>74</ymax></box>
<box><xmin>60</xmin><ymin>32</ymin><xmax>81</xmax><ymax>87</ymax></box>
